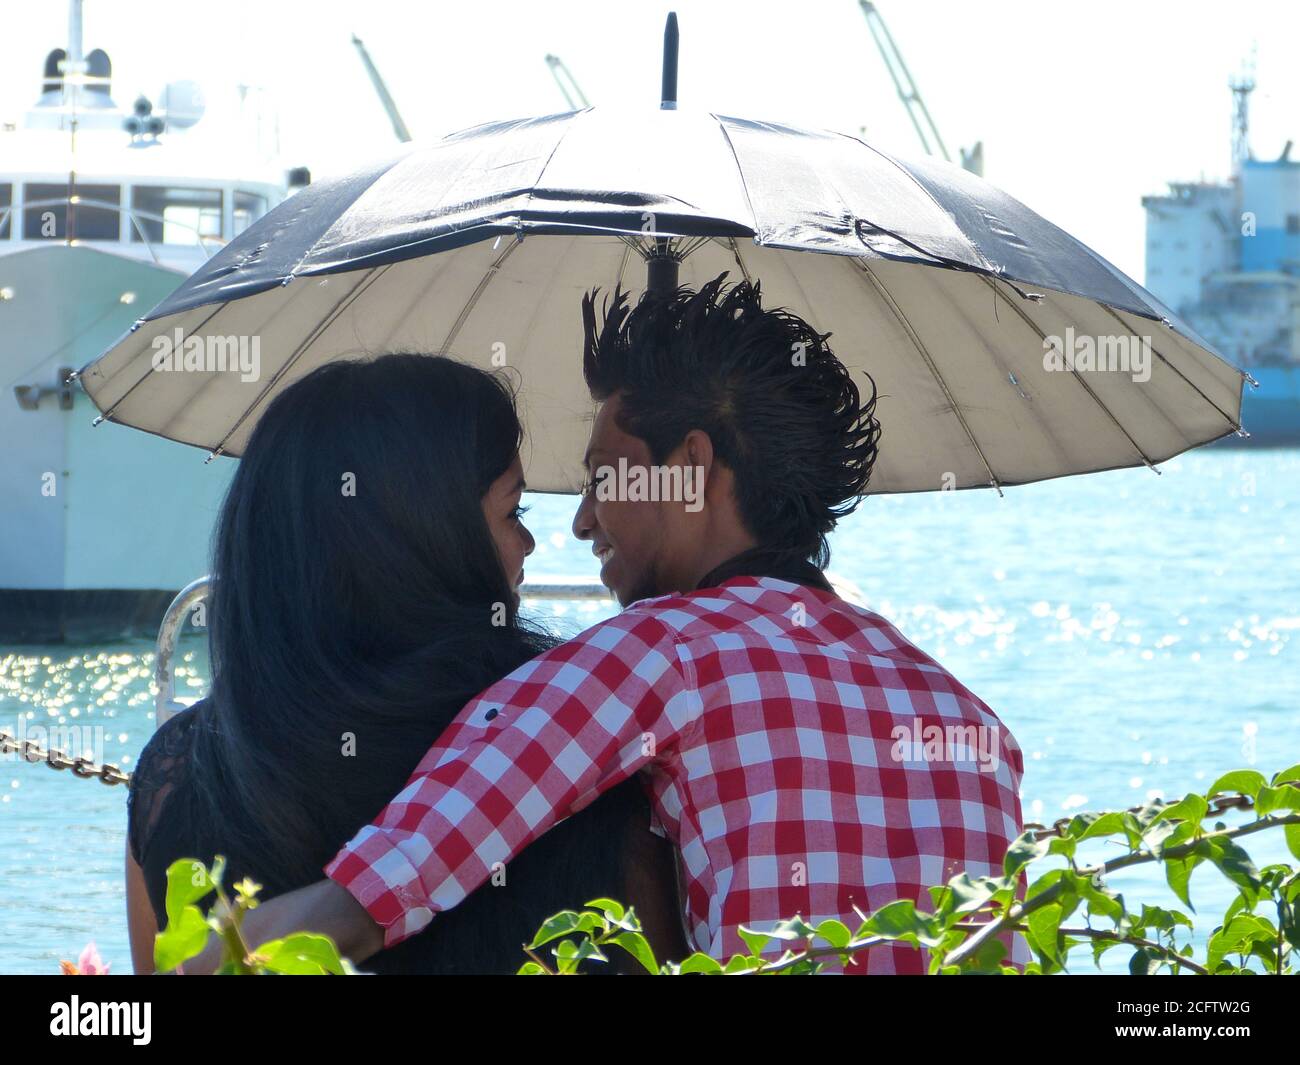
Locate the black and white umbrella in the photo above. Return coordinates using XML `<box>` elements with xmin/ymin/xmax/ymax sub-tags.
<box><xmin>80</xmin><ymin>16</ymin><xmax>1245</xmax><ymax>495</ymax></box>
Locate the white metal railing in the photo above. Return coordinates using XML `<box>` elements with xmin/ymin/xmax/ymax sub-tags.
<box><xmin>4</xmin><ymin>196</ymin><xmax>223</xmax><ymax>262</ymax></box>
<box><xmin>153</xmin><ymin>571</ymin><xmax>864</xmax><ymax>729</ymax></box>
<box><xmin>152</xmin><ymin>576</ymin><xmax>615</xmax><ymax>728</ymax></box>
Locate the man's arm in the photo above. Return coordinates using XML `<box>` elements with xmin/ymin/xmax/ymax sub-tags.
<box><xmin>329</xmin><ymin>610</ymin><xmax>697</xmax><ymax>950</ymax></box>
<box><xmin>177</xmin><ymin>878</ymin><xmax>382</xmax><ymax>975</ymax></box>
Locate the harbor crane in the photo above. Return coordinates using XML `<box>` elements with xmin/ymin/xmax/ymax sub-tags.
<box><xmin>545</xmin><ymin>54</ymin><xmax>590</xmax><ymax>109</ymax></box>
<box><xmin>857</xmin><ymin>1</ymin><xmax>982</xmax><ymax>174</ymax></box>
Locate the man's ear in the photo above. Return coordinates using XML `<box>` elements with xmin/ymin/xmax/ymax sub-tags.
<box><xmin>681</xmin><ymin>429</ymin><xmax>715</xmax><ymax>484</ymax></box>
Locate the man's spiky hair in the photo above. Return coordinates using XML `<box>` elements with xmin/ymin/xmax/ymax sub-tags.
<box><xmin>581</xmin><ymin>272</ymin><xmax>881</xmax><ymax>568</ymax></box>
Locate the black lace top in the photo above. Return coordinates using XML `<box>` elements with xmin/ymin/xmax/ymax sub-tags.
<box><xmin>128</xmin><ymin>699</ymin><xmax>683</xmax><ymax>974</ymax></box>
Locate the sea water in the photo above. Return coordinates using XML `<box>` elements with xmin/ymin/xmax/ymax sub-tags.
<box><xmin>1</xmin><ymin>447</ymin><xmax>1296</xmax><ymax>975</ymax></box>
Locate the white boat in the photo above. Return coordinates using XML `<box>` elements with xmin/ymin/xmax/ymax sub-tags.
<box><xmin>0</xmin><ymin>1</ymin><xmax>296</xmax><ymax>641</ymax></box>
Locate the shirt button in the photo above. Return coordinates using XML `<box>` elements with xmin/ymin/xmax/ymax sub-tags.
<box><xmin>484</xmin><ymin>707</ymin><xmax>499</xmax><ymax>721</ymax></box>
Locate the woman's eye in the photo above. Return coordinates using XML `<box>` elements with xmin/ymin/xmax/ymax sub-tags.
<box><xmin>512</xmin><ymin>504</ymin><xmax>531</xmax><ymax>522</ymax></box>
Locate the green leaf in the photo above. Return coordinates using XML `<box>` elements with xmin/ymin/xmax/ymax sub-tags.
<box><xmin>1272</xmin><ymin>764</ymin><xmax>1300</xmax><ymax>786</ymax></box>
<box><xmin>1138</xmin><ymin>904</ymin><xmax>1193</xmax><ymax>931</ymax></box>
<box><xmin>860</xmin><ymin>899</ymin><xmax>942</xmax><ymax>948</ymax></box>
<box><xmin>944</xmin><ymin>873</ymin><xmax>1004</xmax><ymax>917</ymax></box>
<box><xmin>1285</xmin><ymin>823</ymin><xmax>1300</xmax><ymax>863</ymax></box>
<box><xmin>516</xmin><ymin>962</ymin><xmax>547</xmax><ymax>975</ymax></box>
<box><xmin>256</xmin><ymin>933</ymin><xmax>346</xmax><ymax>975</ymax></box>
<box><xmin>814</xmin><ymin>919</ymin><xmax>852</xmax><ymax>949</ymax></box>
<box><xmin>1047</xmin><ymin>835</ymin><xmax>1077</xmax><ymax>860</ymax></box>
<box><xmin>1129</xmin><ymin>946</ymin><xmax>1162</xmax><ymax>975</ymax></box>
<box><xmin>1165</xmin><ymin>851</ymin><xmax>1203</xmax><ymax>912</ymax></box>
<box><xmin>584</xmin><ymin>897</ymin><xmax>625</xmax><ymax>921</ymax></box>
<box><xmin>528</xmin><ymin>911</ymin><xmax>587</xmax><ymax>949</ymax></box>
<box><xmin>1003</xmin><ymin>832</ymin><xmax>1050</xmax><ymax>878</ymax></box>
<box><xmin>552</xmin><ymin>937</ymin><xmax>605</xmax><ymax>974</ymax></box>
<box><xmin>162</xmin><ymin>858</ymin><xmax>214</xmax><ymax>931</ymax></box>
<box><xmin>153</xmin><ymin>906</ymin><xmax>210</xmax><ymax>972</ymax></box>
<box><xmin>1153</xmin><ymin>792</ymin><xmax>1208</xmax><ymax>826</ymax></box>
<box><xmin>737</xmin><ymin>927</ymin><xmax>772</xmax><ymax>957</ymax></box>
<box><xmin>568</xmin><ymin>938</ymin><xmax>607</xmax><ymax>966</ymax></box>
<box><xmin>1206</xmin><ymin>769</ymin><xmax>1267</xmax><ymax>802</ymax></box>
<box><xmin>1091</xmin><ymin>937</ymin><xmax>1124</xmax><ymax>969</ymax></box>
<box><xmin>1072</xmin><ymin>811</ymin><xmax>1128</xmax><ymax>842</ymax></box>
<box><xmin>960</xmin><ymin>937</ymin><xmax>1008</xmax><ymax>973</ymax></box>
<box><xmin>1025</xmin><ymin>902</ymin><xmax>1065</xmax><ymax>969</ymax></box>
<box><xmin>770</xmin><ymin>915</ymin><xmax>818</xmax><ymax>940</ymax></box>
<box><xmin>610</xmin><ymin>931</ymin><xmax>659</xmax><ymax>974</ymax></box>
<box><xmin>1078</xmin><ymin>878</ymin><xmax>1125</xmax><ymax>924</ymax></box>
<box><xmin>1255</xmin><ymin>784</ymin><xmax>1300</xmax><ymax>816</ymax></box>
<box><xmin>1205</xmin><ymin>836</ymin><xmax>1263</xmax><ymax>904</ymax></box>
<box><xmin>677</xmin><ymin>953</ymin><xmax>725</xmax><ymax>974</ymax></box>
<box><xmin>1141</xmin><ymin>819</ymin><xmax>1181</xmax><ymax>857</ymax></box>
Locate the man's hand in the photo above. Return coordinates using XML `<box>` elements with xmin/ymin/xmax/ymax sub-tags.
<box><xmin>175</xmin><ymin>878</ymin><xmax>385</xmax><ymax>975</ymax></box>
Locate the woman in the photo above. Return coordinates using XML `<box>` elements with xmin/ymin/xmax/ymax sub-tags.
<box><xmin>125</xmin><ymin>353</ymin><xmax>687</xmax><ymax>974</ymax></box>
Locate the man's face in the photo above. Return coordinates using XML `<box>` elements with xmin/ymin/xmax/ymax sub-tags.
<box><xmin>571</xmin><ymin>393</ymin><xmax>696</xmax><ymax>606</ymax></box>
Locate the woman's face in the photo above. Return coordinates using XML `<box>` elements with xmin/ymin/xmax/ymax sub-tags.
<box><xmin>482</xmin><ymin>453</ymin><xmax>535</xmax><ymax>596</ymax></box>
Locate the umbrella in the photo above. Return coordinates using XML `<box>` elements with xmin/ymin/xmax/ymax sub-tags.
<box><xmin>78</xmin><ymin>15</ymin><xmax>1246</xmax><ymax>496</ymax></box>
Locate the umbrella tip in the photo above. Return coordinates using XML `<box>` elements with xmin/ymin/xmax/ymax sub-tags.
<box><xmin>661</xmin><ymin>12</ymin><xmax>679</xmax><ymax>110</ymax></box>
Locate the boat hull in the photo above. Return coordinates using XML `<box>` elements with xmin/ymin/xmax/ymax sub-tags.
<box><xmin>0</xmin><ymin>244</ymin><xmax>232</xmax><ymax>643</ymax></box>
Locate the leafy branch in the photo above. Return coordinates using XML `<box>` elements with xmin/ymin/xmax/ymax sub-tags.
<box><xmin>153</xmin><ymin>856</ymin><xmax>353</xmax><ymax>975</ymax></box>
<box><xmin>519</xmin><ymin>764</ymin><xmax>1300</xmax><ymax>976</ymax></box>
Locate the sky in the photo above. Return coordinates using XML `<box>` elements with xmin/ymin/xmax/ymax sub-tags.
<box><xmin>2</xmin><ymin>0</ymin><xmax>1297</xmax><ymax>280</ymax></box>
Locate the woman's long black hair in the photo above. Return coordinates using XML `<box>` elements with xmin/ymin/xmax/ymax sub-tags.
<box><xmin>193</xmin><ymin>353</ymin><xmax>554</xmax><ymax>888</ymax></box>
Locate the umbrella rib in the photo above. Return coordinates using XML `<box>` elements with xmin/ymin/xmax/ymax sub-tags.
<box><xmin>439</xmin><ymin>235</ymin><xmax>522</xmax><ymax>352</ymax></box>
<box><xmin>207</xmin><ymin>266</ymin><xmax>391</xmax><ymax>458</ymax></box>
<box><xmin>980</xmin><ymin>276</ymin><xmax>1159</xmax><ymax>471</ymax></box>
<box><xmin>92</xmin><ymin>303</ymin><xmax>229</xmax><ymax>423</ymax></box>
<box><xmin>724</xmin><ymin>237</ymin><xmax>753</xmax><ymax>285</ymax></box>
<box><xmin>614</xmin><ymin>240</ymin><xmax>634</xmax><ymax>289</ymax></box>
<box><xmin>1097</xmin><ymin>304</ymin><xmax>1241</xmax><ymax>433</ymax></box>
<box><xmin>852</xmin><ymin>258</ymin><xmax>1004</xmax><ymax>495</ymax></box>
<box><xmin>617</xmin><ymin>234</ymin><xmax>648</xmax><ymax>260</ymax></box>
<box><xmin>711</xmin><ymin>116</ymin><xmax>762</xmax><ymax>240</ymax></box>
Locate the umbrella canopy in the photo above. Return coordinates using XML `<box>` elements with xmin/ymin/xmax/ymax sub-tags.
<box><xmin>79</xmin><ymin>105</ymin><xmax>1246</xmax><ymax>494</ymax></box>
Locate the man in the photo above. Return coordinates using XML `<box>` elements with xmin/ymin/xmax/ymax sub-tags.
<box><xmin>205</xmin><ymin>274</ymin><xmax>1025</xmax><ymax>974</ymax></box>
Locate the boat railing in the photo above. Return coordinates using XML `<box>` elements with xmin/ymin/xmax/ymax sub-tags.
<box><xmin>0</xmin><ymin>197</ymin><xmax>225</xmax><ymax>264</ymax></box>
<box><xmin>152</xmin><ymin>576</ymin><xmax>616</xmax><ymax>728</ymax></box>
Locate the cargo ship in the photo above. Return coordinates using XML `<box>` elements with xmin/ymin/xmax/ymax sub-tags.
<box><xmin>1142</xmin><ymin>72</ymin><xmax>1298</xmax><ymax>444</ymax></box>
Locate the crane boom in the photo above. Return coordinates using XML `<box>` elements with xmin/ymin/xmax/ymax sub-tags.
<box><xmin>545</xmin><ymin>54</ymin><xmax>590</xmax><ymax>109</ymax></box>
<box><xmin>352</xmin><ymin>34</ymin><xmax>412</xmax><ymax>143</ymax></box>
<box><xmin>857</xmin><ymin>1</ymin><xmax>982</xmax><ymax>174</ymax></box>
<box><xmin>858</xmin><ymin>0</ymin><xmax>950</xmax><ymax>161</ymax></box>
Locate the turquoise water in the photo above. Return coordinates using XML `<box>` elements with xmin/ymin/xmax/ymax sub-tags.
<box><xmin>1</xmin><ymin>446</ymin><xmax>1296</xmax><ymax>975</ymax></box>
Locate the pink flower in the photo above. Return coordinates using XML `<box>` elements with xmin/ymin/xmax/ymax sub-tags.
<box><xmin>60</xmin><ymin>942</ymin><xmax>109</xmax><ymax>975</ymax></box>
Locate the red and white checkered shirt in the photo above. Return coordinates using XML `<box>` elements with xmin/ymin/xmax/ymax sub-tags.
<box><xmin>325</xmin><ymin>576</ymin><xmax>1027</xmax><ymax>973</ymax></box>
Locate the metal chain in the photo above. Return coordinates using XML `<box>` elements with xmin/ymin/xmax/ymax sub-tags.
<box><xmin>0</xmin><ymin>729</ymin><xmax>132</xmax><ymax>787</ymax></box>
<box><xmin>1024</xmin><ymin>792</ymin><xmax>1254</xmax><ymax>839</ymax></box>
<box><xmin>0</xmin><ymin>722</ymin><xmax>1267</xmax><ymax>822</ymax></box>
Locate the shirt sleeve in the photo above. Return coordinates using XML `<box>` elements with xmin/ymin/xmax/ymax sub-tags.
<box><xmin>324</xmin><ymin>609</ymin><xmax>700</xmax><ymax>947</ymax></box>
